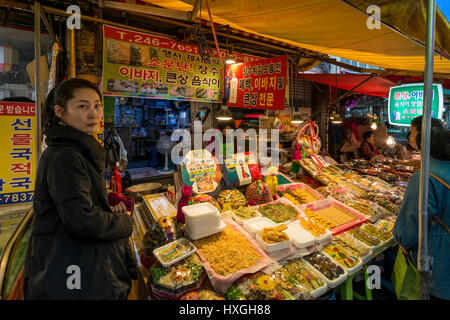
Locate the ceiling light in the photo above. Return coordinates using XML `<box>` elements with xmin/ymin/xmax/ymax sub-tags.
<box><xmin>216</xmin><ymin>105</ymin><xmax>233</xmax><ymax>121</ymax></box>
<box><xmin>291</xmin><ymin>113</ymin><xmax>304</xmax><ymax>124</ymax></box>
<box><xmin>225</xmin><ymin>54</ymin><xmax>236</xmax><ymax>65</ymax></box>
<box><xmin>331</xmin><ymin>114</ymin><xmax>343</xmax><ymax>124</ymax></box>
<box><xmin>386</xmin><ymin>135</ymin><xmax>396</xmax><ymax>147</ymax></box>
<box><xmin>370</xmin><ymin>121</ymin><xmax>378</xmax><ymax>130</ymax></box>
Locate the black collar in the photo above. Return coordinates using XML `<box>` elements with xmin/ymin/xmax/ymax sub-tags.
<box><xmin>45</xmin><ymin>125</ymin><xmax>106</xmax><ymax>173</ymax></box>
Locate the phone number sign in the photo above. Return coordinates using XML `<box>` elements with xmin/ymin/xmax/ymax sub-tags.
<box><xmin>0</xmin><ymin>102</ymin><xmax>36</xmax><ymax>205</ymax></box>
<box><xmin>388</xmin><ymin>83</ymin><xmax>444</xmax><ymax>126</ymax></box>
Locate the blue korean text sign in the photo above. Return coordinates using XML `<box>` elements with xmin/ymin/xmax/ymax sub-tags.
<box><xmin>0</xmin><ymin>102</ymin><xmax>36</xmax><ymax>205</ymax></box>
<box><xmin>388</xmin><ymin>83</ymin><xmax>444</xmax><ymax>126</ymax></box>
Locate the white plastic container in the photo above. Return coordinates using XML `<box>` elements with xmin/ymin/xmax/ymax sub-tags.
<box><xmin>243</xmin><ymin>217</ymin><xmax>278</xmax><ymax>236</ymax></box>
<box><xmin>231</xmin><ymin>209</ymin><xmax>261</xmax><ymax>225</ymax></box>
<box><xmin>182</xmin><ymin>203</ymin><xmax>221</xmax><ymax>238</ymax></box>
<box><xmin>320</xmin><ymin>249</ymin><xmax>363</xmax><ymax>276</ymax></box>
<box><xmin>255</xmin><ymin>233</ymin><xmax>292</xmax><ymax>253</ymax></box>
<box><xmin>292</xmin><ymin>219</ymin><xmax>333</xmax><ymax>244</ymax></box>
<box><xmin>185</xmin><ymin>220</ymin><xmax>226</xmax><ymax>241</ymax></box>
<box><xmin>285</xmin><ymin>223</ymin><xmax>315</xmax><ymax>249</ymax></box>
<box><xmin>302</xmin><ymin>254</ymin><xmax>348</xmax><ymax>288</ymax></box>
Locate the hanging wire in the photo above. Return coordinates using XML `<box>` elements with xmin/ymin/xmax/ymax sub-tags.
<box><xmin>185</xmin><ymin>0</ymin><xmax>213</xmax><ymax>60</ymax></box>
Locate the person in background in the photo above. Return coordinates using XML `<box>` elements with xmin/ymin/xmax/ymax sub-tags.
<box><xmin>360</xmin><ymin>131</ymin><xmax>379</xmax><ymax>160</ymax></box>
<box><xmin>23</xmin><ymin>78</ymin><xmax>137</xmax><ymax>300</ymax></box>
<box><xmin>340</xmin><ymin>127</ymin><xmax>359</xmax><ymax>162</ymax></box>
<box><xmin>206</xmin><ymin>120</ymin><xmax>238</xmax><ymax>160</ymax></box>
<box><xmin>393</xmin><ymin>116</ymin><xmax>450</xmax><ymax>300</ymax></box>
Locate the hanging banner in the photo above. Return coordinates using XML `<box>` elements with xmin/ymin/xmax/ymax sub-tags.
<box><xmin>0</xmin><ymin>102</ymin><xmax>36</xmax><ymax>205</ymax></box>
<box><xmin>225</xmin><ymin>55</ymin><xmax>288</xmax><ymax>110</ymax></box>
<box><xmin>102</xmin><ymin>25</ymin><xmax>260</xmax><ymax>102</ymax></box>
<box><xmin>388</xmin><ymin>83</ymin><xmax>444</xmax><ymax>126</ymax></box>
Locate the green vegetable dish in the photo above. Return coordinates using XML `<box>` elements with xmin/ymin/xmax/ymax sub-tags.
<box><xmin>258</xmin><ymin>203</ymin><xmax>299</xmax><ymax>223</ymax></box>
<box><xmin>234</xmin><ymin>206</ymin><xmax>259</xmax><ymax>220</ymax></box>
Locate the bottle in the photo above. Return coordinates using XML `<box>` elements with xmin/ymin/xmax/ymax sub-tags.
<box><xmin>230</xmin><ymin>71</ymin><xmax>238</xmax><ymax>104</ymax></box>
<box><xmin>265</xmin><ymin>166</ymin><xmax>278</xmax><ymax>200</ymax></box>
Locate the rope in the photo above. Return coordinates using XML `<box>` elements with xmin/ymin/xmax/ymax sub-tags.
<box><xmin>205</xmin><ymin>0</ymin><xmax>223</xmax><ymax>65</ymax></box>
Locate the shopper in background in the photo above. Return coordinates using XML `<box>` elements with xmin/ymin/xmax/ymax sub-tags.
<box><xmin>360</xmin><ymin>131</ymin><xmax>379</xmax><ymax>160</ymax></box>
<box><xmin>206</xmin><ymin>119</ymin><xmax>238</xmax><ymax>160</ymax></box>
<box><xmin>393</xmin><ymin>116</ymin><xmax>450</xmax><ymax>300</ymax></box>
<box><xmin>23</xmin><ymin>78</ymin><xmax>137</xmax><ymax>300</ymax></box>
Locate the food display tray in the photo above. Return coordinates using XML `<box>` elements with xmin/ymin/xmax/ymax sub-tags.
<box><xmin>231</xmin><ymin>208</ymin><xmax>262</xmax><ymax>226</ymax></box>
<box><xmin>332</xmin><ymin>233</ymin><xmax>373</xmax><ymax>264</ymax></box>
<box><xmin>301</xmin><ymin>257</ymin><xmax>348</xmax><ymax>289</ymax></box>
<box><xmin>256</xmin><ymin>198</ymin><xmax>303</xmax><ymax>224</ymax></box>
<box><xmin>289</xmin><ymin>219</ymin><xmax>333</xmax><ymax>244</ymax></box>
<box><xmin>152</xmin><ymin>238</ymin><xmax>196</xmax><ymax>267</ymax></box>
<box><xmin>320</xmin><ymin>249</ymin><xmax>363</xmax><ymax>276</ymax></box>
<box><xmin>277</xmin><ymin>182</ymin><xmax>325</xmax><ymax>204</ymax></box>
<box><xmin>255</xmin><ymin>234</ymin><xmax>292</xmax><ymax>253</ymax></box>
<box><xmin>243</xmin><ymin>217</ymin><xmax>278</xmax><ymax>236</ymax></box>
<box><xmin>299</xmin><ymin>199</ymin><xmax>368</xmax><ymax>235</ymax></box>
<box><xmin>284</xmin><ymin>223</ymin><xmax>316</xmax><ymax>249</ymax></box>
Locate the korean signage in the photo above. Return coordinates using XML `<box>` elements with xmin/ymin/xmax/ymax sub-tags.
<box><xmin>225</xmin><ymin>55</ymin><xmax>288</xmax><ymax>110</ymax></box>
<box><xmin>102</xmin><ymin>25</ymin><xmax>260</xmax><ymax>102</ymax></box>
<box><xmin>0</xmin><ymin>102</ymin><xmax>36</xmax><ymax>205</ymax></box>
<box><xmin>388</xmin><ymin>83</ymin><xmax>444</xmax><ymax>126</ymax></box>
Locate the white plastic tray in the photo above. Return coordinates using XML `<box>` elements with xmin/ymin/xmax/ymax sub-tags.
<box><xmin>290</xmin><ymin>219</ymin><xmax>333</xmax><ymax>244</ymax></box>
<box><xmin>243</xmin><ymin>216</ymin><xmax>278</xmax><ymax>236</ymax></box>
<box><xmin>231</xmin><ymin>208</ymin><xmax>261</xmax><ymax>225</ymax></box>
<box><xmin>332</xmin><ymin>234</ymin><xmax>373</xmax><ymax>264</ymax></box>
<box><xmin>284</xmin><ymin>223</ymin><xmax>316</xmax><ymax>249</ymax></box>
<box><xmin>302</xmin><ymin>254</ymin><xmax>348</xmax><ymax>288</ymax></box>
<box><xmin>320</xmin><ymin>248</ymin><xmax>363</xmax><ymax>276</ymax></box>
<box><xmin>255</xmin><ymin>233</ymin><xmax>292</xmax><ymax>253</ymax></box>
<box><xmin>153</xmin><ymin>237</ymin><xmax>196</xmax><ymax>267</ymax></box>
<box><xmin>185</xmin><ymin>220</ymin><xmax>226</xmax><ymax>240</ymax></box>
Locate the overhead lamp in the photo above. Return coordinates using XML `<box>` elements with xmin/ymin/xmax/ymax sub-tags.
<box><xmin>225</xmin><ymin>54</ymin><xmax>236</xmax><ymax>65</ymax></box>
<box><xmin>386</xmin><ymin>135</ymin><xmax>396</xmax><ymax>147</ymax></box>
<box><xmin>216</xmin><ymin>104</ymin><xmax>233</xmax><ymax>121</ymax></box>
<box><xmin>291</xmin><ymin>113</ymin><xmax>304</xmax><ymax>125</ymax></box>
<box><xmin>370</xmin><ymin>121</ymin><xmax>378</xmax><ymax>130</ymax></box>
<box><xmin>331</xmin><ymin>113</ymin><xmax>343</xmax><ymax>124</ymax></box>
<box><xmin>329</xmin><ymin>111</ymin><xmax>336</xmax><ymax>121</ymax></box>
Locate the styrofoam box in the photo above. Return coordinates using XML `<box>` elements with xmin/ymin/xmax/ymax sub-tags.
<box><xmin>182</xmin><ymin>203</ymin><xmax>221</xmax><ymax>236</ymax></box>
<box><xmin>285</xmin><ymin>223</ymin><xmax>316</xmax><ymax>249</ymax></box>
<box><xmin>255</xmin><ymin>233</ymin><xmax>292</xmax><ymax>253</ymax></box>
<box><xmin>243</xmin><ymin>217</ymin><xmax>278</xmax><ymax>236</ymax></box>
<box><xmin>185</xmin><ymin>220</ymin><xmax>226</xmax><ymax>241</ymax></box>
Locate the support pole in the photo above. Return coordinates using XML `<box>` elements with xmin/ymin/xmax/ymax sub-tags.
<box><xmin>417</xmin><ymin>0</ymin><xmax>436</xmax><ymax>301</ymax></box>
<box><xmin>34</xmin><ymin>1</ymin><xmax>42</xmax><ymax>160</ymax></box>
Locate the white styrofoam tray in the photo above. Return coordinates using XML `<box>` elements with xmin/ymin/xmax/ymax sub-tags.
<box><xmin>255</xmin><ymin>233</ymin><xmax>292</xmax><ymax>253</ymax></box>
<box><xmin>320</xmin><ymin>248</ymin><xmax>363</xmax><ymax>276</ymax></box>
<box><xmin>152</xmin><ymin>237</ymin><xmax>196</xmax><ymax>267</ymax></box>
<box><xmin>243</xmin><ymin>216</ymin><xmax>278</xmax><ymax>236</ymax></box>
<box><xmin>284</xmin><ymin>223</ymin><xmax>315</xmax><ymax>249</ymax></box>
<box><xmin>302</xmin><ymin>254</ymin><xmax>348</xmax><ymax>288</ymax></box>
<box><xmin>185</xmin><ymin>220</ymin><xmax>226</xmax><ymax>241</ymax></box>
<box><xmin>290</xmin><ymin>219</ymin><xmax>333</xmax><ymax>244</ymax></box>
<box><xmin>231</xmin><ymin>208</ymin><xmax>262</xmax><ymax>225</ymax></box>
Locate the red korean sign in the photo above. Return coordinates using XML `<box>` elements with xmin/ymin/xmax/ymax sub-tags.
<box><xmin>225</xmin><ymin>55</ymin><xmax>288</xmax><ymax>110</ymax></box>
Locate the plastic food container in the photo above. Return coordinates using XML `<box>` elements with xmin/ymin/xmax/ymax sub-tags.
<box><xmin>255</xmin><ymin>233</ymin><xmax>292</xmax><ymax>253</ymax></box>
<box><xmin>320</xmin><ymin>248</ymin><xmax>363</xmax><ymax>276</ymax></box>
<box><xmin>231</xmin><ymin>208</ymin><xmax>262</xmax><ymax>226</ymax></box>
<box><xmin>284</xmin><ymin>223</ymin><xmax>315</xmax><ymax>249</ymax></box>
<box><xmin>302</xmin><ymin>255</ymin><xmax>348</xmax><ymax>289</ymax></box>
<box><xmin>182</xmin><ymin>203</ymin><xmax>221</xmax><ymax>238</ymax></box>
<box><xmin>185</xmin><ymin>220</ymin><xmax>226</xmax><ymax>241</ymax></box>
<box><xmin>243</xmin><ymin>217</ymin><xmax>278</xmax><ymax>236</ymax></box>
<box><xmin>292</xmin><ymin>219</ymin><xmax>333</xmax><ymax>244</ymax></box>
<box><xmin>278</xmin><ymin>183</ymin><xmax>325</xmax><ymax>205</ymax></box>
<box><xmin>153</xmin><ymin>238</ymin><xmax>196</xmax><ymax>267</ymax></box>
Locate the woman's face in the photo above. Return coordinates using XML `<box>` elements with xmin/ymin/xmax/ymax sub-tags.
<box><xmin>54</xmin><ymin>88</ymin><xmax>103</xmax><ymax>134</ymax></box>
<box><xmin>367</xmin><ymin>134</ymin><xmax>375</xmax><ymax>144</ymax></box>
<box><xmin>409</xmin><ymin>125</ymin><xmax>419</xmax><ymax>150</ymax></box>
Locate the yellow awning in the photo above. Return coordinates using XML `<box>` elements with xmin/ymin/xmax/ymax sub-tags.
<box><xmin>143</xmin><ymin>0</ymin><xmax>450</xmax><ymax>76</ymax></box>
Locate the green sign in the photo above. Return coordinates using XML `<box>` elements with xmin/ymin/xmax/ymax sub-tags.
<box><xmin>388</xmin><ymin>83</ymin><xmax>444</xmax><ymax>126</ymax></box>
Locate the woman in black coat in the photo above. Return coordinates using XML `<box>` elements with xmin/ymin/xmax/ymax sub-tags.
<box><xmin>23</xmin><ymin>78</ymin><xmax>137</xmax><ymax>299</ymax></box>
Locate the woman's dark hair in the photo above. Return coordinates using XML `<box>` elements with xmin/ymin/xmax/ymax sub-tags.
<box><xmin>363</xmin><ymin>131</ymin><xmax>374</xmax><ymax>140</ymax></box>
<box><xmin>411</xmin><ymin>116</ymin><xmax>450</xmax><ymax>161</ymax></box>
<box><xmin>43</xmin><ymin>78</ymin><xmax>102</xmax><ymax>130</ymax></box>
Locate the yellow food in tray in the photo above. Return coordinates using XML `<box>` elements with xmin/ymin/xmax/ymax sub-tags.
<box><xmin>261</xmin><ymin>224</ymin><xmax>289</xmax><ymax>244</ymax></box>
<box><xmin>299</xmin><ymin>218</ymin><xmax>326</xmax><ymax>237</ymax></box>
<box><xmin>283</xmin><ymin>188</ymin><xmax>321</xmax><ymax>205</ymax></box>
<box><xmin>193</xmin><ymin>225</ymin><xmax>263</xmax><ymax>276</ymax></box>
<box><xmin>304</xmin><ymin>206</ymin><xmax>356</xmax><ymax>230</ymax></box>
